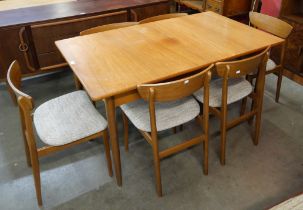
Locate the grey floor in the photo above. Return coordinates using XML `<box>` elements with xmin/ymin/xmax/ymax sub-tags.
<box><xmin>0</xmin><ymin>70</ymin><xmax>302</xmax><ymax>210</ymax></box>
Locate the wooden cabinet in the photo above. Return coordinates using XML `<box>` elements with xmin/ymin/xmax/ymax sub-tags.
<box><xmin>0</xmin><ymin>27</ymin><xmax>38</xmax><ymax>78</ymax></box>
<box><xmin>279</xmin><ymin>0</ymin><xmax>303</xmax><ymax>75</ymax></box>
<box><xmin>0</xmin><ymin>0</ymin><xmax>170</xmax><ymax>80</ymax></box>
<box><xmin>130</xmin><ymin>1</ymin><xmax>170</xmax><ymax>21</ymax></box>
<box><xmin>31</xmin><ymin>11</ymin><xmax>128</xmax><ymax>70</ymax></box>
<box><xmin>205</xmin><ymin>0</ymin><xmax>252</xmax><ymax>17</ymax></box>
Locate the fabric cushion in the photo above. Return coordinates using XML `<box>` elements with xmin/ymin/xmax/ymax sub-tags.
<box><xmin>34</xmin><ymin>91</ymin><xmax>107</xmax><ymax>146</ymax></box>
<box><xmin>120</xmin><ymin>96</ymin><xmax>200</xmax><ymax>132</ymax></box>
<box><xmin>194</xmin><ymin>78</ymin><xmax>253</xmax><ymax>107</ymax></box>
<box><xmin>269</xmin><ymin>193</ymin><xmax>303</xmax><ymax>210</ymax></box>
<box><xmin>266</xmin><ymin>58</ymin><xmax>277</xmax><ymax>71</ymax></box>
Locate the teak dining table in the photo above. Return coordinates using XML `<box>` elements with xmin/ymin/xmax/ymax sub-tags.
<box><xmin>56</xmin><ymin>11</ymin><xmax>283</xmax><ymax>186</ymax></box>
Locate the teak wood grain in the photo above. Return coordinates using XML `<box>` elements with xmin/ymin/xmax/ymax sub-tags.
<box><xmin>56</xmin><ymin>12</ymin><xmax>283</xmax><ymax>101</ymax></box>
<box><xmin>56</xmin><ymin>11</ymin><xmax>284</xmax><ymax>187</ymax></box>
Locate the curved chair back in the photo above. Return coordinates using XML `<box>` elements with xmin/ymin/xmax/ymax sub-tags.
<box><xmin>137</xmin><ymin>64</ymin><xmax>213</xmax><ymax>102</ymax></box>
<box><xmin>139</xmin><ymin>13</ymin><xmax>188</xmax><ymax>24</ymax></box>
<box><xmin>249</xmin><ymin>12</ymin><xmax>293</xmax><ymax>39</ymax></box>
<box><xmin>6</xmin><ymin>60</ymin><xmax>35</xmax><ymax>152</ymax></box>
<box><xmin>215</xmin><ymin>47</ymin><xmax>270</xmax><ymax>110</ymax></box>
<box><xmin>216</xmin><ymin>47</ymin><xmax>270</xmax><ymax>79</ymax></box>
<box><xmin>80</xmin><ymin>22</ymin><xmax>138</xmax><ymax>36</ymax></box>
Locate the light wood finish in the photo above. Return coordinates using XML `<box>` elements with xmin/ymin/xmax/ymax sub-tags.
<box><xmin>139</xmin><ymin>13</ymin><xmax>188</xmax><ymax>24</ymax></box>
<box><xmin>249</xmin><ymin>12</ymin><xmax>293</xmax><ymax>102</ymax></box>
<box><xmin>56</xmin><ymin>11</ymin><xmax>283</xmax><ymax>186</ymax></box>
<box><xmin>56</xmin><ymin>12</ymin><xmax>283</xmax><ymax>101</ymax></box>
<box><xmin>249</xmin><ymin>12</ymin><xmax>293</xmax><ymax>39</ymax></box>
<box><xmin>212</xmin><ymin>47</ymin><xmax>269</xmax><ymax>165</ymax></box>
<box><xmin>123</xmin><ymin>66</ymin><xmax>212</xmax><ymax>196</ymax></box>
<box><xmin>6</xmin><ymin>60</ymin><xmax>113</xmax><ymax>206</ymax></box>
<box><xmin>0</xmin><ymin>0</ymin><xmax>169</xmax><ymax>81</ymax></box>
<box><xmin>80</xmin><ymin>22</ymin><xmax>139</xmax><ymax>36</ymax></box>
<box><xmin>74</xmin><ymin>21</ymin><xmax>139</xmax><ymax>90</ymax></box>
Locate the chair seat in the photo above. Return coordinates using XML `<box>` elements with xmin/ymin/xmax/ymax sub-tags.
<box><xmin>33</xmin><ymin>91</ymin><xmax>107</xmax><ymax>146</ymax></box>
<box><xmin>120</xmin><ymin>96</ymin><xmax>200</xmax><ymax>132</ymax></box>
<box><xmin>181</xmin><ymin>0</ymin><xmax>204</xmax><ymax>11</ymax></box>
<box><xmin>266</xmin><ymin>58</ymin><xmax>277</xmax><ymax>71</ymax></box>
<box><xmin>194</xmin><ymin>78</ymin><xmax>253</xmax><ymax>107</ymax></box>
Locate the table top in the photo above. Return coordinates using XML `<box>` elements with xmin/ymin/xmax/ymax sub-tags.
<box><xmin>56</xmin><ymin>12</ymin><xmax>284</xmax><ymax>101</ymax></box>
<box><xmin>0</xmin><ymin>0</ymin><xmax>168</xmax><ymax>28</ymax></box>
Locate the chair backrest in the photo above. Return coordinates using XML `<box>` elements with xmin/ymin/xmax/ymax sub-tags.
<box><xmin>215</xmin><ymin>47</ymin><xmax>270</xmax><ymax>108</ymax></box>
<box><xmin>139</xmin><ymin>13</ymin><xmax>188</xmax><ymax>24</ymax></box>
<box><xmin>137</xmin><ymin>64</ymin><xmax>213</xmax><ymax>102</ymax></box>
<box><xmin>80</xmin><ymin>22</ymin><xmax>138</xmax><ymax>36</ymax></box>
<box><xmin>215</xmin><ymin>47</ymin><xmax>270</xmax><ymax>79</ymax></box>
<box><xmin>249</xmin><ymin>12</ymin><xmax>293</xmax><ymax>39</ymax></box>
<box><xmin>7</xmin><ymin>61</ymin><xmax>35</xmax><ymax>144</ymax></box>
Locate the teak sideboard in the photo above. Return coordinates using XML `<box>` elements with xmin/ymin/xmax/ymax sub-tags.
<box><xmin>0</xmin><ymin>0</ymin><xmax>169</xmax><ymax>80</ymax></box>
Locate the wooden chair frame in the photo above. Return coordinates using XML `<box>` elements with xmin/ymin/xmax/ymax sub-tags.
<box><xmin>179</xmin><ymin>0</ymin><xmax>206</xmax><ymax>12</ymax></box>
<box><xmin>249</xmin><ymin>12</ymin><xmax>293</xmax><ymax>102</ymax></box>
<box><xmin>7</xmin><ymin>60</ymin><xmax>113</xmax><ymax>206</ymax></box>
<box><xmin>122</xmin><ymin>65</ymin><xmax>213</xmax><ymax>196</ymax></box>
<box><xmin>139</xmin><ymin>13</ymin><xmax>188</xmax><ymax>24</ymax></box>
<box><xmin>211</xmin><ymin>47</ymin><xmax>269</xmax><ymax>165</ymax></box>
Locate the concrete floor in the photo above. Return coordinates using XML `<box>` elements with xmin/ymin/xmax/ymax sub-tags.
<box><xmin>0</xmin><ymin>70</ymin><xmax>302</xmax><ymax>210</ymax></box>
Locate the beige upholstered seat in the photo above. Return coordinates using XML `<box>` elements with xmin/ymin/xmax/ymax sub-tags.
<box><xmin>7</xmin><ymin>60</ymin><xmax>113</xmax><ymax>206</ymax></box>
<box><xmin>266</xmin><ymin>59</ymin><xmax>277</xmax><ymax>71</ymax></box>
<box><xmin>34</xmin><ymin>91</ymin><xmax>107</xmax><ymax>146</ymax></box>
<box><xmin>120</xmin><ymin>96</ymin><xmax>200</xmax><ymax>132</ymax></box>
<box><xmin>194</xmin><ymin>78</ymin><xmax>253</xmax><ymax>107</ymax></box>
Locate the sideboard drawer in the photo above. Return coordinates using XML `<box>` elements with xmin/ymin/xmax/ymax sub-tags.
<box><xmin>31</xmin><ymin>11</ymin><xmax>128</xmax><ymax>55</ymax></box>
<box><xmin>206</xmin><ymin>0</ymin><xmax>223</xmax><ymax>14</ymax></box>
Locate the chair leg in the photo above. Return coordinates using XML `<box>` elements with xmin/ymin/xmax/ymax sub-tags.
<box><xmin>179</xmin><ymin>124</ymin><xmax>183</xmax><ymax>131</ymax></box>
<box><xmin>172</xmin><ymin>127</ymin><xmax>177</xmax><ymax>134</ymax></box>
<box><xmin>275</xmin><ymin>68</ymin><xmax>283</xmax><ymax>103</ymax></box>
<box><xmin>220</xmin><ymin>110</ymin><xmax>227</xmax><ymax>165</ymax></box>
<box><xmin>152</xmin><ymin>144</ymin><xmax>162</xmax><ymax>197</ymax></box>
<box><xmin>240</xmin><ymin>97</ymin><xmax>247</xmax><ymax>116</ymax></box>
<box><xmin>73</xmin><ymin>73</ymin><xmax>83</xmax><ymax>90</ymax></box>
<box><xmin>122</xmin><ymin>112</ymin><xmax>129</xmax><ymax>152</ymax></box>
<box><xmin>102</xmin><ymin>130</ymin><xmax>113</xmax><ymax>177</ymax></box>
<box><xmin>30</xmin><ymin>149</ymin><xmax>42</xmax><ymax>206</ymax></box>
<box><xmin>203</xmin><ymin>139</ymin><xmax>208</xmax><ymax>175</ymax></box>
<box><xmin>254</xmin><ymin>94</ymin><xmax>263</xmax><ymax>146</ymax></box>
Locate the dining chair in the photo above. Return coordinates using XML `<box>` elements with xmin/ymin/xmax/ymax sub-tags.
<box><xmin>194</xmin><ymin>47</ymin><xmax>269</xmax><ymax>165</ymax></box>
<box><xmin>120</xmin><ymin>65</ymin><xmax>213</xmax><ymax>196</ymax></box>
<box><xmin>249</xmin><ymin>12</ymin><xmax>293</xmax><ymax>102</ymax></box>
<box><xmin>179</xmin><ymin>0</ymin><xmax>206</xmax><ymax>12</ymax></box>
<box><xmin>7</xmin><ymin>60</ymin><xmax>113</xmax><ymax>206</ymax></box>
<box><xmin>73</xmin><ymin>22</ymin><xmax>139</xmax><ymax>90</ymax></box>
<box><xmin>80</xmin><ymin>21</ymin><xmax>139</xmax><ymax>36</ymax></box>
<box><xmin>139</xmin><ymin>13</ymin><xmax>188</xmax><ymax>24</ymax></box>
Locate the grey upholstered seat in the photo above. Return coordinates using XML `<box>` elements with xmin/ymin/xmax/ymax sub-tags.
<box><xmin>33</xmin><ymin>91</ymin><xmax>107</xmax><ymax>146</ymax></box>
<box><xmin>194</xmin><ymin>78</ymin><xmax>253</xmax><ymax>107</ymax></box>
<box><xmin>120</xmin><ymin>96</ymin><xmax>200</xmax><ymax>132</ymax></box>
<box><xmin>266</xmin><ymin>59</ymin><xmax>277</xmax><ymax>71</ymax></box>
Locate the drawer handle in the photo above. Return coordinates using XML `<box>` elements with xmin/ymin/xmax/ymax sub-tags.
<box><xmin>207</xmin><ymin>3</ymin><xmax>212</xmax><ymax>9</ymax></box>
<box><xmin>19</xmin><ymin>43</ymin><xmax>28</xmax><ymax>52</ymax></box>
<box><xmin>215</xmin><ymin>8</ymin><xmax>220</xmax><ymax>13</ymax></box>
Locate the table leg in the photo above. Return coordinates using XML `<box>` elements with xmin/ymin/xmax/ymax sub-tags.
<box><xmin>104</xmin><ymin>97</ymin><xmax>122</xmax><ymax>186</ymax></box>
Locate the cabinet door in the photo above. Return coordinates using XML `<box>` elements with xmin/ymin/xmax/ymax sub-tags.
<box><xmin>31</xmin><ymin>11</ymin><xmax>128</xmax><ymax>70</ymax></box>
<box><xmin>223</xmin><ymin>0</ymin><xmax>252</xmax><ymax>17</ymax></box>
<box><xmin>130</xmin><ymin>1</ymin><xmax>170</xmax><ymax>21</ymax></box>
<box><xmin>0</xmin><ymin>27</ymin><xmax>37</xmax><ymax>79</ymax></box>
